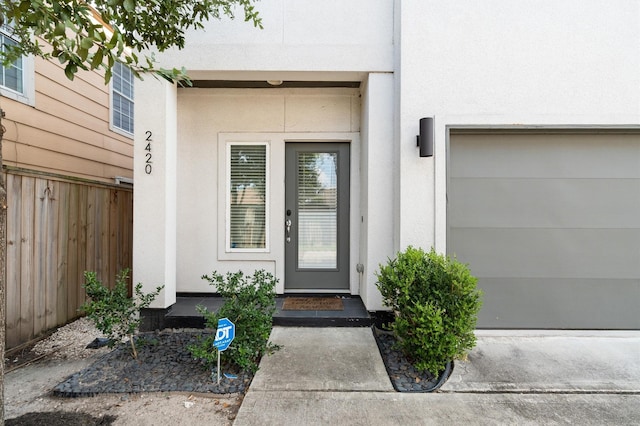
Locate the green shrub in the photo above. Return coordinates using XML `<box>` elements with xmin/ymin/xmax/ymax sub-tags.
<box><xmin>81</xmin><ymin>269</ymin><xmax>163</xmax><ymax>359</ymax></box>
<box><xmin>188</xmin><ymin>269</ymin><xmax>279</xmax><ymax>373</ymax></box>
<box><xmin>376</xmin><ymin>247</ymin><xmax>482</xmax><ymax>375</ymax></box>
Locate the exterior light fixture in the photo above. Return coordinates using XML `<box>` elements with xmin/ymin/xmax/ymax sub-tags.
<box><xmin>267</xmin><ymin>80</ymin><xmax>283</xmax><ymax>86</ymax></box>
<box><xmin>416</xmin><ymin>117</ymin><xmax>434</xmax><ymax>157</ymax></box>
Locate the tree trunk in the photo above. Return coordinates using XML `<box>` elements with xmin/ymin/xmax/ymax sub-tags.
<box><xmin>1</xmin><ymin>107</ymin><xmax>7</xmax><ymax>426</ymax></box>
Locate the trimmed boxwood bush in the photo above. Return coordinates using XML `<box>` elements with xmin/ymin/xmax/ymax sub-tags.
<box><xmin>376</xmin><ymin>247</ymin><xmax>482</xmax><ymax>375</ymax></box>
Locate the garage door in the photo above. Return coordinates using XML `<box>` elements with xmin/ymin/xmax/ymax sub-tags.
<box><xmin>448</xmin><ymin>131</ymin><xmax>640</xmax><ymax>329</ymax></box>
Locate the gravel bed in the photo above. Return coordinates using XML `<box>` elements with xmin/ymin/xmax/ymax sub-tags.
<box><xmin>33</xmin><ymin>317</ymin><xmax>111</xmax><ymax>360</ymax></box>
<box><xmin>53</xmin><ymin>330</ymin><xmax>253</xmax><ymax>397</ymax></box>
<box><xmin>46</xmin><ymin>319</ymin><xmax>450</xmax><ymax>397</ymax></box>
<box><xmin>373</xmin><ymin>328</ymin><xmax>452</xmax><ymax>392</ymax></box>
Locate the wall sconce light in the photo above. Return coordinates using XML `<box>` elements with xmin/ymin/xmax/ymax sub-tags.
<box><xmin>416</xmin><ymin>117</ymin><xmax>434</xmax><ymax>157</ymax></box>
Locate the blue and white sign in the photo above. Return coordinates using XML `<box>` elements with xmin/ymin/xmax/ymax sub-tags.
<box><xmin>213</xmin><ymin>318</ymin><xmax>235</xmax><ymax>351</ymax></box>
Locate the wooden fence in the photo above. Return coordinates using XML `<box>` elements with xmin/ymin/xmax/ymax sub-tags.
<box><xmin>5</xmin><ymin>171</ymin><xmax>133</xmax><ymax>349</ymax></box>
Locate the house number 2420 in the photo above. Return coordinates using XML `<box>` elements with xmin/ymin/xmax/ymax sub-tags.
<box><xmin>144</xmin><ymin>131</ymin><xmax>153</xmax><ymax>174</ymax></box>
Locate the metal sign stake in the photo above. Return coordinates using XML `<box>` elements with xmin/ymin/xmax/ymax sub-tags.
<box><xmin>217</xmin><ymin>349</ymin><xmax>221</xmax><ymax>385</ymax></box>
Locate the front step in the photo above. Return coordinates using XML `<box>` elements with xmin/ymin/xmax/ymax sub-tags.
<box><xmin>273</xmin><ymin>296</ymin><xmax>372</xmax><ymax>327</ymax></box>
<box><xmin>146</xmin><ymin>295</ymin><xmax>372</xmax><ymax>330</ymax></box>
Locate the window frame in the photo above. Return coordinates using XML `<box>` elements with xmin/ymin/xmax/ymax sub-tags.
<box><xmin>225</xmin><ymin>141</ymin><xmax>270</xmax><ymax>253</ymax></box>
<box><xmin>110</xmin><ymin>61</ymin><xmax>134</xmax><ymax>137</ymax></box>
<box><xmin>0</xmin><ymin>24</ymin><xmax>35</xmax><ymax>106</ymax></box>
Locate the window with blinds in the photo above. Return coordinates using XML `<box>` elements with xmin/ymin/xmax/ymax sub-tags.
<box><xmin>227</xmin><ymin>143</ymin><xmax>268</xmax><ymax>251</ymax></box>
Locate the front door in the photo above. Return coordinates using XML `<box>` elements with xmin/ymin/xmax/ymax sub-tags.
<box><xmin>284</xmin><ymin>143</ymin><xmax>350</xmax><ymax>291</ymax></box>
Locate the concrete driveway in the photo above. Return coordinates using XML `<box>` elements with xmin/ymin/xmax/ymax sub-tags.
<box><xmin>234</xmin><ymin>327</ymin><xmax>640</xmax><ymax>425</ymax></box>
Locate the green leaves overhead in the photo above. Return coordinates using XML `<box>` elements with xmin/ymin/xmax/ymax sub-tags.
<box><xmin>53</xmin><ymin>22</ymin><xmax>66</xmax><ymax>37</ymax></box>
<box><xmin>0</xmin><ymin>0</ymin><xmax>262</xmax><ymax>83</ymax></box>
<box><xmin>122</xmin><ymin>0</ymin><xmax>135</xmax><ymax>13</ymax></box>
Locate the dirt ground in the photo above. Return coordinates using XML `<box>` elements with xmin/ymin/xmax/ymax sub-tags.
<box><xmin>4</xmin><ymin>319</ymin><xmax>241</xmax><ymax>425</ymax></box>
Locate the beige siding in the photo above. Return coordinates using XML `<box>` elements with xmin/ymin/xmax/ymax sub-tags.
<box><xmin>2</xmin><ymin>49</ymin><xmax>134</xmax><ymax>349</ymax></box>
<box><xmin>1</xmin><ymin>56</ymin><xmax>133</xmax><ymax>183</ymax></box>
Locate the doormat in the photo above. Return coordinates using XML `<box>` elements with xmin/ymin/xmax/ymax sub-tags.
<box><xmin>282</xmin><ymin>297</ymin><xmax>344</xmax><ymax>311</ymax></box>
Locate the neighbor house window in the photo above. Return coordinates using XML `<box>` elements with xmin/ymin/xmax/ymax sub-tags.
<box><xmin>0</xmin><ymin>28</ymin><xmax>22</xmax><ymax>93</ymax></box>
<box><xmin>227</xmin><ymin>143</ymin><xmax>269</xmax><ymax>252</ymax></box>
<box><xmin>0</xmin><ymin>24</ymin><xmax>34</xmax><ymax>105</ymax></box>
<box><xmin>111</xmin><ymin>62</ymin><xmax>134</xmax><ymax>135</ymax></box>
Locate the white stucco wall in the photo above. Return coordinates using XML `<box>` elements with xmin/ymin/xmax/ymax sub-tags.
<box><xmin>155</xmin><ymin>0</ymin><xmax>394</xmax><ymax>78</ymax></box>
<box><xmin>133</xmin><ymin>80</ymin><xmax>178</xmax><ymax>309</ymax></box>
<box><xmin>395</xmin><ymin>0</ymin><xmax>640</xmax><ymax>252</ymax></box>
<box><xmin>135</xmin><ymin>0</ymin><xmax>640</xmax><ymax>311</ymax></box>
<box><xmin>174</xmin><ymin>88</ymin><xmax>361</xmax><ymax>293</ymax></box>
<box><xmin>359</xmin><ymin>74</ymin><xmax>396</xmax><ymax>310</ymax></box>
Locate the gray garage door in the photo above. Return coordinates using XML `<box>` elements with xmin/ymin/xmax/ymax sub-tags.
<box><xmin>448</xmin><ymin>131</ymin><xmax>640</xmax><ymax>329</ymax></box>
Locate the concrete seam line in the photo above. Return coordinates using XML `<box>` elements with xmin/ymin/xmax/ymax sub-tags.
<box><xmin>439</xmin><ymin>390</ymin><xmax>640</xmax><ymax>396</ymax></box>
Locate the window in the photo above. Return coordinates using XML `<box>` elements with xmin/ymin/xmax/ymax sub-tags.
<box><xmin>227</xmin><ymin>143</ymin><xmax>269</xmax><ymax>252</ymax></box>
<box><xmin>0</xmin><ymin>29</ymin><xmax>22</xmax><ymax>93</ymax></box>
<box><xmin>111</xmin><ymin>62</ymin><xmax>134</xmax><ymax>135</ymax></box>
<box><xmin>0</xmin><ymin>24</ymin><xmax>33</xmax><ymax>104</ymax></box>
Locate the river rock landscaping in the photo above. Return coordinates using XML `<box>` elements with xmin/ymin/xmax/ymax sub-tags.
<box><xmin>53</xmin><ymin>329</ymin><xmax>253</xmax><ymax>397</ymax></box>
<box><xmin>9</xmin><ymin>317</ymin><xmax>449</xmax><ymax>401</ymax></box>
<box><xmin>50</xmin><ymin>324</ymin><xmax>447</xmax><ymax>397</ymax></box>
<box><xmin>373</xmin><ymin>329</ymin><xmax>452</xmax><ymax>392</ymax></box>
<box><xmin>4</xmin><ymin>318</ymin><xmax>241</xmax><ymax>426</ymax></box>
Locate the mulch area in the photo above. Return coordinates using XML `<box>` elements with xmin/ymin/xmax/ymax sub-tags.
<box><xmin>52</xmin><ymin>330</ymin><xmax>252</xmax><ymax>397</ymax></box>
<box><xmin>6</xmin><ymin>412</ymin><xmax>116</xmax><ymax>426</ymax></box>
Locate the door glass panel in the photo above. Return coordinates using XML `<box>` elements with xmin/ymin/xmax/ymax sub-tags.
<box><xmin>297</xmin><ymin>152</ymin><xmax>337</xmax><ymax>269</ymax></box>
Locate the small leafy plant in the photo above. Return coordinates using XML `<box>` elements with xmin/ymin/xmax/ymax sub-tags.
<box><xmin>189</xmin><ymin>269</ymin><xmax>279</xmax><ymax>373</ymax></box>
<box><xmin>376</xmin><ymin>247</ymin><xmax>482</xmax><ymax>375</ymax></box>
<box><xmin>81</xmin><ymin>269</ymin><xmax>163</xmax><ymax>359</ymax></box>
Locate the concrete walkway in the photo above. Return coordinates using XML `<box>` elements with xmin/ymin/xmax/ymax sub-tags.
<box><xmin>234</xmin><ymin>327</ymin><xmax>640</xmax><ymax>425</ymax></box>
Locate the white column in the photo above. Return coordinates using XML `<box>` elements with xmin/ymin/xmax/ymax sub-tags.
<box><xmin>133</xmin><ymin>78</ymin><xmax>177</xmax><ymax>308</ymax></box>
<box><xmin>360</xmin><ymin>73</ymin><xmax>395</xmax><ymax>311</ymax></box>
<box><xmin>394</xmin><ymin>0</ymin><xmax>436</xmax><ymax>252</ymax></box>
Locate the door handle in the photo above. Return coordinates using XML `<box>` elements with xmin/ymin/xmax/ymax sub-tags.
<box><xmin>285</xmin><ymin>219</ymin><xmax>292</xmax><ymax>243</ymax></box>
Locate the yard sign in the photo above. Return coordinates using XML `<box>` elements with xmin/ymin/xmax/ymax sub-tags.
<box><xmin>213</xmin><ymin>318</ymin><xmax>235</xmax><ymax>384</ymax></box>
